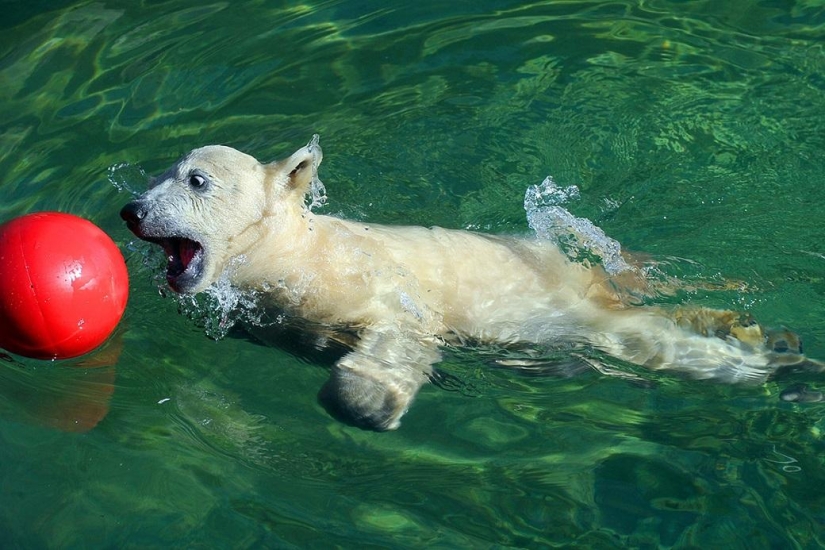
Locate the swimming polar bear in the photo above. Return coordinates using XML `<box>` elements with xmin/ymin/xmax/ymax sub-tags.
<box><xmin>120</xmin><ymin>136</ymin><xmax>818</xmax><ymax>430</ymax></box>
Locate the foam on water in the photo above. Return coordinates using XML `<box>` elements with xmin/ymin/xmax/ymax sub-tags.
<box><xmin>524</xmin><ymin>175</ymin><xmax>632</xmax><ymax>275</ymax></box>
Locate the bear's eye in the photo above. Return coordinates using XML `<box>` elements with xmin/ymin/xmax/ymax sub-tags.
<box><xmin>188</xmin><ymin>173</ymin><xmax>207</xmax><ymax>189</ymax></box>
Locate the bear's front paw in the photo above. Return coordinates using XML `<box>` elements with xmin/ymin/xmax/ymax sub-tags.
<box><xmin>318</xmin><ymin>367</ymin><xmax>407</xmax><ymax>431</ymax></box>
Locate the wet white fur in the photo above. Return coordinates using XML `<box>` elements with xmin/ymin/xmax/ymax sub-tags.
<box><xmin>132</xmin><ymin>140</ymin><xmax>799</xmax><ymax>429</ymax></box>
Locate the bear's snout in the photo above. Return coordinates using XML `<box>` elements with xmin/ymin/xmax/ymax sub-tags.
<box><xmin>120</xmin><ymin>201</ymin><xmax>148</xmax><ymax>231</ymax></box>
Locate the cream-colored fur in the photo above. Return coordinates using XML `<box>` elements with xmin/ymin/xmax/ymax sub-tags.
<box><xmin>121</xmin><ymin>137</ymin><xmax>815</xmax><ymax>430</ymax></box>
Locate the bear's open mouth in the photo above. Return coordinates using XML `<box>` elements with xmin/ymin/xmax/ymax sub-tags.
<box><xmin>155</xmin><ymin>237</ymin><xmax>205</xmax><ymax>292</ymax></box>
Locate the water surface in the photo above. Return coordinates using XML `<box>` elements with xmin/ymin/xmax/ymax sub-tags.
<box><xmin>2</xmin><ymin>1</ymin><xmax>825</xmax><ymax>547</ymax></box>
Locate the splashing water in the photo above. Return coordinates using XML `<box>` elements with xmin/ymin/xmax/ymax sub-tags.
<box><xmin>305</xmin><ymin>134</ymin><xmax>327</xmax><ymax>211</ymax></box>
<box><xmin>173</xmin><ymin>257</ymin><xmax>275</xmax><ymax>340</ymax></box>
<box><xmin>127</xmin><ymin>240</ymin><xmax>276</xmax><ymax>341</ymax></box>
<box><xmin>524</xmin><ymin>176</ymin><xmax>631</xmax><ymax>275</ymax></box>
<box><xmin>107</xmin><ymin>162</ymin><xmax>148</xmax><ymax>197</ymax></box>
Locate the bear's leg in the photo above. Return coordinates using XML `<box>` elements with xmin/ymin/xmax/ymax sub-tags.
<box><xmin>318</xmin><ymin>328</ymin><xmax>441</xmax><ymax>431</ymax></box>
<box><xmin>668</xmin><ymin>306</ymin><xmax>824</xmax><ymax>373</ymax></box>
<box><xmin>670</xmin><ymin>307</ymin><xmax>765</xmax><ymax>348</ymax></box>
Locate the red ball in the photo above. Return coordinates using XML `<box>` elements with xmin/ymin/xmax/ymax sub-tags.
<box><xmin>0</xmin><ymin>212</ymin><xmax>129</xmax><ymax>359</ymax></box>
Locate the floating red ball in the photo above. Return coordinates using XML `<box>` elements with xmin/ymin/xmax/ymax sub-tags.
<box><xmin>0</xmin><ymin>212</ymin><xmax>129</xmax><ymax>359</ymax></box>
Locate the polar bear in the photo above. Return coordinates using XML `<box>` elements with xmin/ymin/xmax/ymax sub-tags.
<box><xmin>120</xmin><ymin>136</ymin><xmax>818</xmax><ymax>430</ymax></box>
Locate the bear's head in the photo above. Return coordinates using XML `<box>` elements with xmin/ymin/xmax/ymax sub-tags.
<box><xmin>120</xmin><ymin>138</ymin><xmax>322</xmax><ymax>293</ymax></box>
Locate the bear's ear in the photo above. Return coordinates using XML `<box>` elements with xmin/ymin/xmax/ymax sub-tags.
<box><xmin>269</xmin><ymin>135</ymin><xmax>323</xmax><ymax>196</ymax></box>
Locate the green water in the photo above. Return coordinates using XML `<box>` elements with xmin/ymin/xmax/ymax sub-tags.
<box><xmin>2</xmin><ymin>0</ymin><xmax>825</xmax><ymax>547</ymax></box>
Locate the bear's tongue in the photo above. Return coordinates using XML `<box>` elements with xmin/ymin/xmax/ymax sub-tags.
<box><xmin>163</xmin><ymin>237</ymin><xmax>201</xmax><ymax>277</ymax></box>
<box><xmin>178</xmin><ymin>239</ymin><xmax>198</xmax><ymax>268</ymax></box>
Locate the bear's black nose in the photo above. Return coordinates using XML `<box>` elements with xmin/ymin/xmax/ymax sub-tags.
<box><xmin>120</xmin><ymin>201</ymin><xmax>147</xmax><ymax>226</ymax></box>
